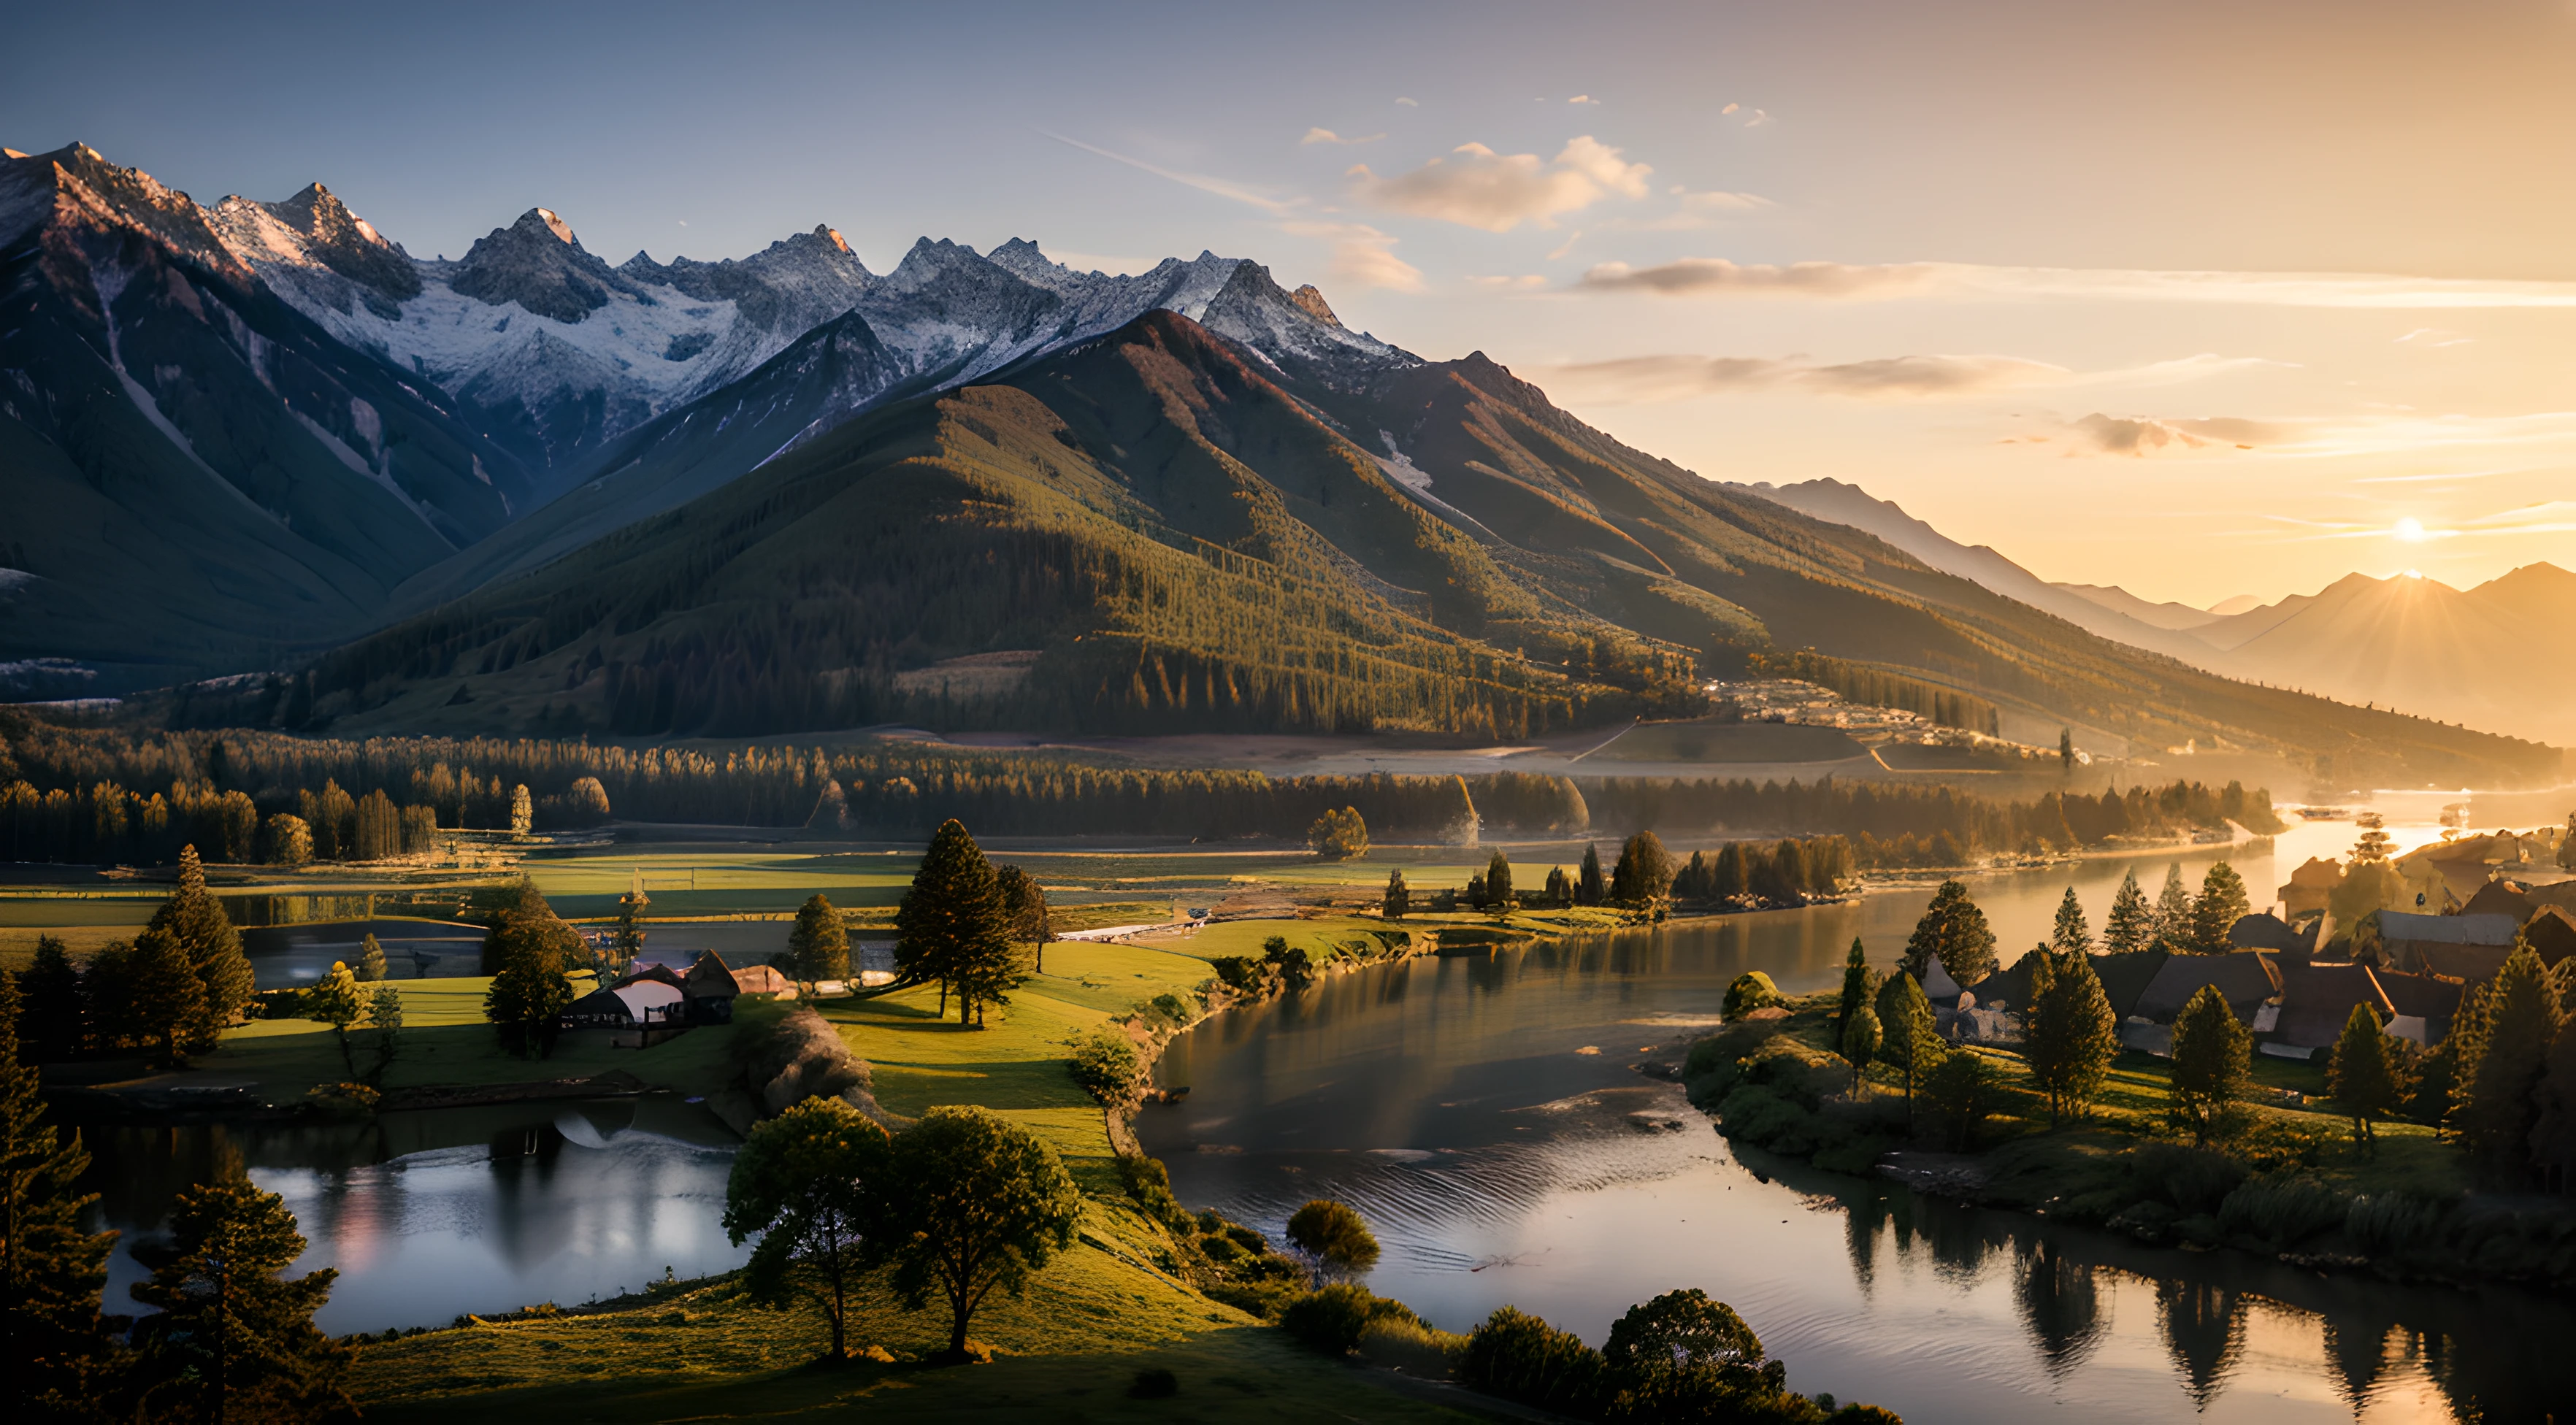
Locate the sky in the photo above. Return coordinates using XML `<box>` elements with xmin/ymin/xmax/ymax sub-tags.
<box><xmin>9</xmin><ymin>0</ymin><xmax>2575</xmax><ymax>607</ymax></box>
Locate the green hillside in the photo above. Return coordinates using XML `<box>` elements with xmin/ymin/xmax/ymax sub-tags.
<box><xmin>264</xmin><ymin>311</ymin><xmax>2550</xmax><ymax>786</ymax></box>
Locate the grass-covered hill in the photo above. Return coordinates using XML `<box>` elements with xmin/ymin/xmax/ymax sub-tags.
<box><xmin>239</xmin><ymin>309</ymin><xmax>2548</xmax><ymax>786</ymax></box>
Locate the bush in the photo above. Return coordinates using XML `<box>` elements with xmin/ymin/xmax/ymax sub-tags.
<box><xmin>1722</xmin><ymin>971</ymin><xmax>1780</xmax><ymax>1020</ymax></box>
<box><xmin>2216</xmin><ymin>1174</ymin><xmax>2347</xmax><ymax>1247</ymax></box>
<box><xmin>1113</xmin><ymin>1153</ymin><xmax>1194</xmax><ymax>1232</ymax></box>
<box><xmin>1921</xmin><ymin>1051</ymin><xmax>1998</xmax><ymax>1151</ymax></box>
<box><xmin>1281</xmin><ymin>1283</ymin><xmax>1417</xmax><ymax>1355</ymax></box>
<box><xmin>304</xmin><ymin>1082</ymin><xmax>380</xmax><ymax>1118</ymax></box>
<box><xmin>1459</xmin><ymin>1305</ymin><xmax>1610</xmax><ymax>1415</ymax></box>
<box><xmin>1129</xmin><ymin>1367</ymin><xmax>1178</xmax><ymax>1398</ymax></box>
<box><xmin>1069</xmin><ymin>1029</ymin><xmax>1144</xmax><ymax>1106</ymax></box>
<box><xmin>2345</xmin><ymin>1191</ymin><xmax>2449</xmax><ymax>1255</ymax></box>
<box><xmin>2123</xmin><ymin>1142</ymin><xmax>2249</xmax><ymax>1215</ymax></box>
<box><xmin>1357</xmin><ymin>1317</ymin><xmax>1467</xmax><ymax>1378</ymax></box>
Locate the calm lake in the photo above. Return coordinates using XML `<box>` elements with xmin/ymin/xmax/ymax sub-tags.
<box><xmin>1140</xmin><ymin>805</ymin><xmax>2576</xmax><ymax>1424</ymax></box>
<box><xmin>69</xmin><ymin>797</ymin><xmax>2575</xmax><ymax>1419</ymax></box>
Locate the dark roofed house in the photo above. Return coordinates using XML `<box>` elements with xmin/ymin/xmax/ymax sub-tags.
<box><xmin>2461</xmin><ymin>880</ymin><xmax>2536</xmax><ymax>923</ymax></box>
<box><xmin>1961</xmin><ymin>950</ymin><xmax>2045</xmax><ymax>1018</ymax></box>
<box><xmin>2132</xmin><ymin>950</ymin><xmax>2280</xmax><ymax>1026</ymax></box>
<box><xmin>683</xmin><ymin>951</ymin><xmax>741</xmax><ymax>1023</ymax></box>
<box><xmin>2267</xmin><ymin>960</ymin><xmax>2394</xmax><ymax>1059</ymax></box>
<box><xmin>2374</xmin><ymin>967</ymin><xmax>2465</xmax><ymax>1047</ymax></box>
<box><xmin>2093</xmin><ymin>950</ymin><xmax>2170</xmax><ymax>1022</ymax></box>
<box><xmin>2520</xmin><ymin>906</ymin><xmax>2576</xmax><ymax>967</ymax></box>
<box><xmin>2381</xmin><ymin>911</ymin><xmax>2517</xmax><ymax>981</ymax></box>
<box><xmin>2229</xmin><ymin>913</ymin><xmax>2312</xmax><ymax>955</ymax></box>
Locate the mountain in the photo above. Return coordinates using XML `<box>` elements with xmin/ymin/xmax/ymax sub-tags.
<box><xmin>1730</xmin><ymin>478</ymin><xmax>2220</xmax><ymax>662</ymax></box>
<box><xmin>0</xmin><ymin>143</ymin><xmax>536</xmax><ymax>690</ymax></box>
<box><xmin>2055</xmin><ymin>583</ymin><xmax>2225</xmax><ymax>631</ymax></box>
<box><xmin>2190</xmin><ymin>566</ymin><xmax>2576</xmax><ymax>745</ymax></box>
<box><xmin>239</xmin><ymin>307</ymin><xmax>2553</xmax><ymax>787</ymax></box>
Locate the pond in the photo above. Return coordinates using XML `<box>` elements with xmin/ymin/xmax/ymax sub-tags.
<box><xmin>1138</xmin><ymin>807</ymin><xmax>2576</xmax><ymax>1423</ymax></box>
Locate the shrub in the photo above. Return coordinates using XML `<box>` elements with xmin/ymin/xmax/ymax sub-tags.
<box><xmin>1113</xmin><ymin>1153</ymin><xmax>1193</xmax><ymax>1232</ymax></box>
<box><xmin>2124</xmin><ymin>1142</ymin><xmax>2249</xmax><ymax>1215</ymax></box>
<box><xmin>2216</xmin><ymin>1174</ymin><xmax>2347</xmax><ymax>1247</ymax></box>
<box><xmin>1921</xmin><ymin>1050</ymin><xmax>1997</xmax><ymax>1151</ymax></box>
<box><xmin>1722</xmin><ymin>971</ymin><xmax>1780</xmax><ymax>1020</ymax></box>
<box><xmin>2345</xmin><ymin>1191</ymin><xmax>2450</xmax><ymax>1255</ymax></box>
<box><xmin>1459</xmin><ymin>1305</ymin><xmax>1610</xmax><ymax>1414</ymax></box>
<box><xmin>1357</xmin><ymin>1317</ymin><xmax>1467</xmax><ymax>1378</ymax></box>
<box><xmin>1129</xmin><ymin>1367</ymin><xmax>1179</xmax><ymax>1398</ymax></box>
<box><xmin>1069</xmin><ymin>1029</ymin><xmax>1144</xmax><ymax>1105</ymax></box>
<box><xmin>1282</xmin><ymin>1283</ymin><xmax>1417</xmax><ymax>1354</ymax></box>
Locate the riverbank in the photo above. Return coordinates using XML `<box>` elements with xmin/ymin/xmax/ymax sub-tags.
<box><xmin>1682</xmin><ymin>993</ymin><xmax>2576</xmax><ymax>1297</ymax></box>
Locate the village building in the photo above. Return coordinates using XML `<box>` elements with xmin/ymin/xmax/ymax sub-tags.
<box><xmin>2380</xmin><ymin>911</ymin><xmax>2519</xmax><ymax>980</ymax></box>
<box><xmin>2279</xmin><ymin>856</ymin><xmax>2344</xmax><ymax>918</ymax></box>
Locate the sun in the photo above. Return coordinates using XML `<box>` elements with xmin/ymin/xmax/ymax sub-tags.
<box><xmin>2393</xmin><ymin>516</ymin><xmax>2429</xmax><ymax>543</ymax></box>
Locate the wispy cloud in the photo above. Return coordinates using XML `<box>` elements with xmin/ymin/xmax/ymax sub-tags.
<box><xmin>1568</xmin><ymin>94</ymin><xmax>1600</xmax><ymax>105</ymax></box>
<box><xmin>1301</xmin><ymin>128</ymin><xmax>1384</xmax><ymax>146</ymax></box>
<box><xmin>1576</xmin><ymin>257</ymin><xmax>2576</xmax><ymax>308</ymax></box>
<box><xmin>1281</xmin><ymin>220</ymin><xmax>1422</xmax><ymax>292</ymax></box>
<box><xmin>1742</xmin><ymin>109</ymin><xmax>1774</xmax><ymax>128</ymax></box>
<box><xmin>1046</xmin><ymin>133</ymin><xmax>1300</xmax><ymax>215</ymax></box>
<box><xmin>1395</xmin><ymin>96</ymin><xmax>1419</xmax><ymax>107</ymax></box>
<box><xmin>1349</xmin><ymin>136</ymin><xmax>1651</xmax><ymax>232</ymax></box>
<box><xmin>2395</xmin><ymin>326</ymin><xmax>2474</xmax><ymax>347</ymax></box>
<box><xmin>1533</xmin><ymin>350</ymin><xmax>2278</xmax><ymax>404</ymax></box>
<box><xmin>1467</xmin><ymin>274</ymin><xmax>1551</xmax><ymax>291</ymax></box>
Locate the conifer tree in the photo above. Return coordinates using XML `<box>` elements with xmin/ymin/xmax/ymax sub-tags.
<box><xmin>1576</xmin><ymin>845</ymin><xmax>1606</xmax><ymax>907</ymax></box>
<box><xmin>1874</xmin><ymin>969</ymin><xmax>1944</xmax><ymax>1116</ymax></box>
<box><xmin>130</xmin><ymin>1178</ymin><xmax>351</xmax><ymax>1424</ymax></box>
<box><xmin>2327</xmin><ymin>1003</ymin><xmax>2401</xmax><ymax>1153</ymax></box>
<box><xmin>2023</xmin><ymin>948</ymin><xmax>2117</xmax><ymax>1125</ymax></box>
<box><xmin>1835</xmin><ymin>938</ymin><xmax>1873</xmax><ymax>1038</ymax></box>
<box><xmin>0</xmin><ymin>972</ymin><xmax>126</xmax><ymax>1421</ymax></box>
<box><xmin>16</xmin><ymin>937</ymin><xmax>83</xmax><ymax>1063</ymax></box>
<box><xmin>1611</xmin><ymin>832</ymin><xmax>1674</xmax><ymax>903</ymax></box>
<box><xmin>2049</xmin><ymin>887</ymin><xmax>2094</xmax><ymax>957</ymax></box>
<box><xmin>2529</xmin><ymin>1019</ymin><xmax>2576</xmax><ymax>1191</ymax></box>
<box><xmin>1381</xmin><ymin>868</ymin><xmax>1410</xmax><ymax>919</ymax></box>
<box><xmin>787</xmin><ymin>894</ymin><xmax>851</xmax><ymax>984</ymax></box>
<box><xmin>2102</xmin><ymin>870</ymin><xmax>2154</xmax><ymax>956</ymax></box>
<box><xmin>1841</xmin><ymin>1005</ymin><xmax>1882</xmax><ymax>1099</ymax></box>
<box><xmin>995</xmin><ymin>866</ymin><xmax>1052</xmax><ymax>975</ymax></box>
<box><xmin>896</xmin><ymin>820</ymin><xmax>1013</xmax><ymax>1025</ymax></box>
<box><xmin>353</xmin><ymin>934</ymin><xmax>386</xmax><ymax>983</ymax></box>
<box><xmin>2188</xmin><ymin>862</ymin><xmax>2252</xmax><ymax>953</ymax></box>
<box><xmin>150</xmin><ymin>846</ymin><xmax>253</xmax><ymax>1050</ymax></box>
<box><xmin>363</xmin><ymin>986</ymin><xmax>403</xmax><ymax>1086</ymax></box>
<box><xmin>2454</xmin><ymin>943</ymin><xmax>2558</xmax><ymax>1175</ymax></box>
<box><xmin>2152</xmin><ymin>864</ymin><xmax>2192</xmax><ymax>948</ymax></box>
<box><xmin>1485</xmin><ymin>851</ymin><xmax>1515</xmax><ymax>915</ymax></box>
<box><xmin>2169</xmin><ymin>984</ymin><xmax>2250</xmax><ymax>1145</ymax></box>
<box><xmin>125</xmin><ymin>928</ymin><xmax>203</xmax><ymax>1067</ymax></box>
<box><xmin>509</xmin><ymin>784</ymin><xmax>534</xmax><ymax>837</ymax></box>
<box><xmin>304</xmin><ymin>962</ymin><xmax>367</xmax><ymax>1080</ymax></box>
<box><xmin>612</xmin><ymin>879</ymin><xmax>650</xmax><ymax>975</ymax></box>
<box><xmin>1902</xmin><ymin>880</ymin><xmax>1998</xmax><ymax>986</ymax></box>
<box><xmin>481</xmin><ymin>883</ymin><xmax>577</xmax><ymax>1059</ymax></box>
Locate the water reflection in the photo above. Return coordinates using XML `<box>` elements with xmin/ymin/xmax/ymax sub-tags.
<box><xmin>2015</xmin><ymin>1241</ymin><xmax>2103</xmax><ymax>1378</ymax></box>
<box><xmin>74</xmin><ymin>1094</ymin><xmax>745</xmax><ymax>1333</ymax></box>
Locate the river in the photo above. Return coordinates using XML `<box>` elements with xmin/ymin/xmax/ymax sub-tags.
<box><xmin>1138</xmin><ymin>805</ymin><xmax>2576</xmax><ymax>1424</ymax></box>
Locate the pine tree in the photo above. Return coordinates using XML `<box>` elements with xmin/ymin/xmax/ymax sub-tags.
<box><xmin>1835</xmin><ymin>938</ymin><xmax>1873</xmax><ymax>1039</ymax></box>
<box><xmin>1485</xmin><ymin>851</ymin><xmax>1515</xmax><ymax>915</ymax></box>
<box><xmin>2327</xmin><ymin>1003</ymin><xmax>2400</xmax><ymax>1154</ymax></box>
<box><xmin>2023</xmin><ymin>949</ymin><xmax>2117</xmax><ymax>1125</ymax></box>
<box><xmin>125</xmin><ymin>928</ymin><xmax>204</xmax><ymax>1067</ymax></box>
<box><xmin>363</xmin><ymin>986</ymin><xmax>403</xmax><ymax>1086</ymax></box>
<box><xmin>2152</xmin><ymin>864</ymin><xmax>2192</xmax><ymax>949</ymax></box>
<box><xmin>481</xmin><ymin>884</ymin><xmax>577</xmax><ymax>1059</ymax></box>
<box><xmin>0</xmin><ymin>972</ymin><xmax>126</xmax><ymax>1421</ymax></box>
<box><xmin>1576</xmin><ymin>845</ymin><xmax>1606</xmax><ymax>907</ymax></box>
<box><xmin>787</xmin><ymin>894</ymin><xmax>851</xmax><ymax>984</ymax></box>
<box><xmin>1381</xmin><ymin>868</ymin><xmax>1410</xmax><ymax>919</ymax></box>
<box><xmin>2188</xmin><ymin>862</ymin><xmax>2252</xmax><ymax>954</ymax></box>
<box><xmin>2455</xmin><ymin>943</ymin><xmax>2558</xmax><ymax>1176</ymax></box>
<box><xmin>612</xmin><ymin>878</ymin><xmax>650</xmax><ymax>975</ymax></box>
<box><xmin>1874</xmin><ymin>970</ymin><xmax>1945</xmax><ymax>1118</ymax></box>
<box><xmin>16</xmin><ymin>937</ymin><xmax>83</xmax><ymax>1063</ymax></box>
<box><xmin>1611</xmin><ymin>832</ymin><xmax>1674</xmax><ymax>902</ymax></box>
<box><xmin>149</xmin><ymin>846</ymin><xmax>252</xmax><ymax>1050</ymax></box>
<box><xmin>2103</xmin><ymin>870</ymin><xmax>2154</xmax><ymax>955</ymax></box>
<box><xmin>304</xmin><ymin>962</ymin><xmax>367</xmax><ymax>1080</ymax></box>
<box><xmin>2050</xmin><ymin>887</ymin><xmax>2094</xmax><ymax>957</ymax></box>
<box><xmin>2169</xmin><ymin>984</ymin><xmax>2250</xmax><ymax>1145</ymax></box>
<box><xmin>1842</xmin><ymin>1005</ymin><xmax>1882</xmax><ymax>1099</ymax></box>
<box><xmin>896</xmin><ymin>820</ymin><xmax>1013</xmax><ymax>1025</ymax></box>
<box><xmin>2529</xmin><ymin>1019</ymin><xmax>2576</xmax><ymax>1191</ymax></box>
<box><xmin>353</xmin><ymin>934</ymin><xmax>386</xmax><ymax>983</ymax></box>
<box><xmin>1902</xmin><ymin>880</ymin><xmax>1998</xmax><ymax>986</ymax></box>
<box><xmin>996</xmin><ymin>866</ymin><xmax>1053</xmax><ymax>975</ymax></box>
<box><xmin>509</xmin><ymin>784</ymin><xmax>534</xmax><ymax>837</ymax></box>
<box><xmin>130</xmin><ymin>1179</ymin><xmax>352</xmax><ymax>1424</ymax></box>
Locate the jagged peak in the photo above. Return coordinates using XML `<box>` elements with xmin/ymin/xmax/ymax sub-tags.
<box><xmin>816</xmin><ymin>223</ymin><xmax>849</xmax><ymax>254</ymax></box>
<box><xmin>526</xmin><ymin>207</ymin><xmax>580</xmax><ymax>247</ymax></box>
<box><xmin>1288</xmin><ymin>284</ymin><xmax>1341</xmax><ymax>327</ymax></box>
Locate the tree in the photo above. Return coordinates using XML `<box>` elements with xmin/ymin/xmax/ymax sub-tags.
<box><xmin>17</xmin><ymin>937</ymin><xmax>83</xmax><ymax>1063</ymax></box>
<box><xmin>304</xmin><ymin>962</ymin><xmax>367</xmax><ymax>1080</ymax></box>
<box><xmin>130</xmin><ymin>1178</ymin><xmax>351</xmax><ymax>1424</ymax></box>
<box><xmin>1923</xmin><ymin>1050</ymin><xmax>1996</xmax><ymax>1151</ymax></box>
<box><xmin>2151</xmin><ymin>864</ymin><xmax>2193</xmax><ymax>949</ymax></box>
<box><xmin>1722</xmin><ymin>972</ymin><xmax>1778</xmax><ymax>1021</ymax></box>
<box><xmin>353</xmin><ymin>934</ymin><xmax>386</xmax><ymax>983</ymax></box>
<box><xmin>2328</xmin><ymin>1003</ymin><xmax>2401</xmax><ymax>1153</ymax></box>
<box><xmin>2022</xmin><ymin>950</ymin><xmax>2117</xmax><ymax>1125</ymax></box>
<box><xmin>995</xmin><ymin>865</ymin><xmax>1053</xmax><ymax>975</ymax></box>
<box><xmin>126</xmin><ymin>928</ymin><xmax>204</xmax><ymax>1067</ymax></box>
<box><xmin>1902</xmin><ymin>880</ymin><xmax>1998</xmax><ymax>986</ymax></box>
<box><xmin>482</xmin><ymin>885</ymin><xmax>577</xmax><ymax>1059</ymax></box>
<box><xmin>1601</xmin><ymin>1288</ymin><xmax>1801</xmax><ymax>1421</ymax></box>
<box><xmin>1067</xmin><ymin>1029</ymin><xmax>1143</xmax><ymax>1105</ymax></box>
<box><xmin>1611</xmin><ymin>832</ymin><xmax>1674</xmax><ymax>903</ymax></box>
<box><xmin>478</xmin><ymin>879</ymin><xmax>584</xmax><ymax>976</ymax></box>
<box><xmin>1841</xmin><ymin>1005</ymin><xmax>1882</xmax><ymax>1099</ymax></box>
<box><xmin>1381</xmin><ymin>868</ymin><xmax>1410</xmax><ymax>919</ymax></box>
<box><xmin>2169</xmin><ymin>984</ymin><xmax>2250</xmax><ymax>1145</ymax></box>
<box><xmin>507</xmin><ymin>784</ymin><xmax>534</xmax><ymax>837</ymax></box>
<box><xmin>2050</xmin><ymin>887</ymin><xmax>2093</xmax><ymax>957</ymax></box>
<box><xmin>2351</xmin><ymin>812</ymin><xmax>2393</xmax><ymax>866</ymax></box>
<box><xmin>263</xmin><ymin>814</ymin><xmax>312</xmax><ymax>869</ymax></box>
<box><xmin>1544</xmin><ymin>866</ymin><xmax>1571</xmax><ymax>908</ymax></box>
<box><xmin>723</xmin><ymin>1096</ymin><xmax>891</xmax><ymax>1363</ymax></box>
<box><xmin>895</xmin><ymin>820</ymin><xmax>1013</xmax><ymax>1023</ymax></box>
<box><xmin>1576</xmin><ymin>845</ymin><xmax>1606</xmax><ymax>907</ymax></box>
<box><xmin>0</xmin><ymin>972</ymin><xmax>126</xmax><ymax>1421</ymax></box>
<box><xmin>2455</xmin><ymin>943</ymin><xmax>2558</xmax><ymax>1175</ymax></box>
<box><xmin>150</xmin><ymin>846</ymin><xmax>253</xmax><ymax>1051</ymax></box>
<box><xmin>1484</xmin><ymin>851</ymin><xmax>1515</xmax><ymax>915</ymax></box>
<box><xmin>2187</xmin><ymin>862</ymin><xmax>2251</xmax><ymax>953</ymax></box>
<box><xmin>1284</xmin><ymin>1199</ymin><xmax>1381</xmax><ymax>1287</ymax></box>
<box><xmin>611</xmin><ymin>880</ymin><xmax>649</xmax><ymax>976</ymax></box>
<box><xmin>787</xmin><ymin>894</ymin><xmax>850</xmax><ymax>985</ymax></box>
<box><xmin>362</xmin><ymin>986</ymin><xmax>402</xmax><ymax>1086</ymax></box>
<box><xmin>2058</xmin><ymin>728</ymin><xmax>2074</xmax><ymax>771</ymax></box>
<box><xmin>2103</xmin><ymin>870</ymin><xmax>2154</xmax><ymax>955</ymax></box>
<box><xmin>1874</xmin><ymin>969</ymin><xmax>1945</xmax><ymax>1115</ymax></box>
<box><xmin>884</xmin><ymin>1106</ymin><xmax>1083</xmax><ymax>1361</ymax></box>
<box><xmin>1307</xmin><ymin>807</ymin><xmax>1368</xmax><ymax>861</ymax></box>
<box><xmin>2529</xmin><ymin>1018</ymin><xmax>2576</xmax><ymax>1191</ymax></box>
<box><xmin>1834</xmin><ymin>938</ymin><xmax>1873</xmax><ymax>1039</ymax></box>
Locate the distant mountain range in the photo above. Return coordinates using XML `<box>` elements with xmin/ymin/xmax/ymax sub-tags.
<box><xmin>1741</xmin><ymin>480</ymin><xmax>2575</xmax><ymax>746</ymax></box>
<box><xmin>0</xmin><ymin>142</ymin><xmax>2557</xmax><ymax>786</ymax></box>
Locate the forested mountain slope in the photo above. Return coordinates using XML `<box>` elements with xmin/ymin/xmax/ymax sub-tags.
<box><xmin>245</xmin><ymin>310</ymin><xmax>2553</xmax><ymax>786</ymax></box>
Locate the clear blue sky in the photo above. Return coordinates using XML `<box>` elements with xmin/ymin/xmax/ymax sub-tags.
<box><xmin>12</xmin><ymin>0</ymin><xmax>2576</xmax><ymax>604</ymax></box>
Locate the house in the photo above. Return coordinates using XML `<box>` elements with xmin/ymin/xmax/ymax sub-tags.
<box><xmin>2131</xmin><ymin>950</ymin><xmax>2280</xmax><ymax>1026</ymax></box>
<box><xmin>2460</xmin><ymin>880</ymin><xmax>2537</xmax><ymax>923</ymax></box>
<box><xmin>2374</xmin><ymin>967</ymin><xmax>2465</xmax><ymax>1047</ymax></box>
<box><xmin>2265</xmin><ymin>960</ymin><xmax>2394</xmax><ymax>1059</ymax></box>
<box><xmin>1920</xmin><ymin>959</ymin><xmax>1962</xmax><ymax>1002</ymax></box>
<box><xmin>682</xmin><ymin>951</ymin><xmax>741</xmax><ymax>1023</ymax></box>
<box><xmin>561</xmin><ymin>976</ymin><xmax>691</xmax><ymax>1048</ymax></box>
<box><xmin>2280</xmin><ymin>857</ymin><xmax>2344</xmax><ymax>918</ymax></box>
<box><xmin>2228</xmin><ymin>913</ymin><xmax>2312</xmax><ymax>955</ymax></box>
<box><xmin>2522</xmin><ymin>906</ymin><xmax>2576</xmax><ymax>967</ymax></box>
<box><xmin>1960</xmin><ymin>952</ymin><xmax>2044</xmax><ymax>1017</ymax></box>
<box><xmin>2093</xmin><ymin>950</ymin><xmax>2170</xmax><ymax>1022</ymax></box>
<box><xmin>729</xmin><ymin>963</ymin><xmax>796</xmax><ymax>997</ymax></box>
<box><xmin>2380</xmin><ymin>911</ymin><xmax>2518</xmax><ymax>981</ymax></box>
